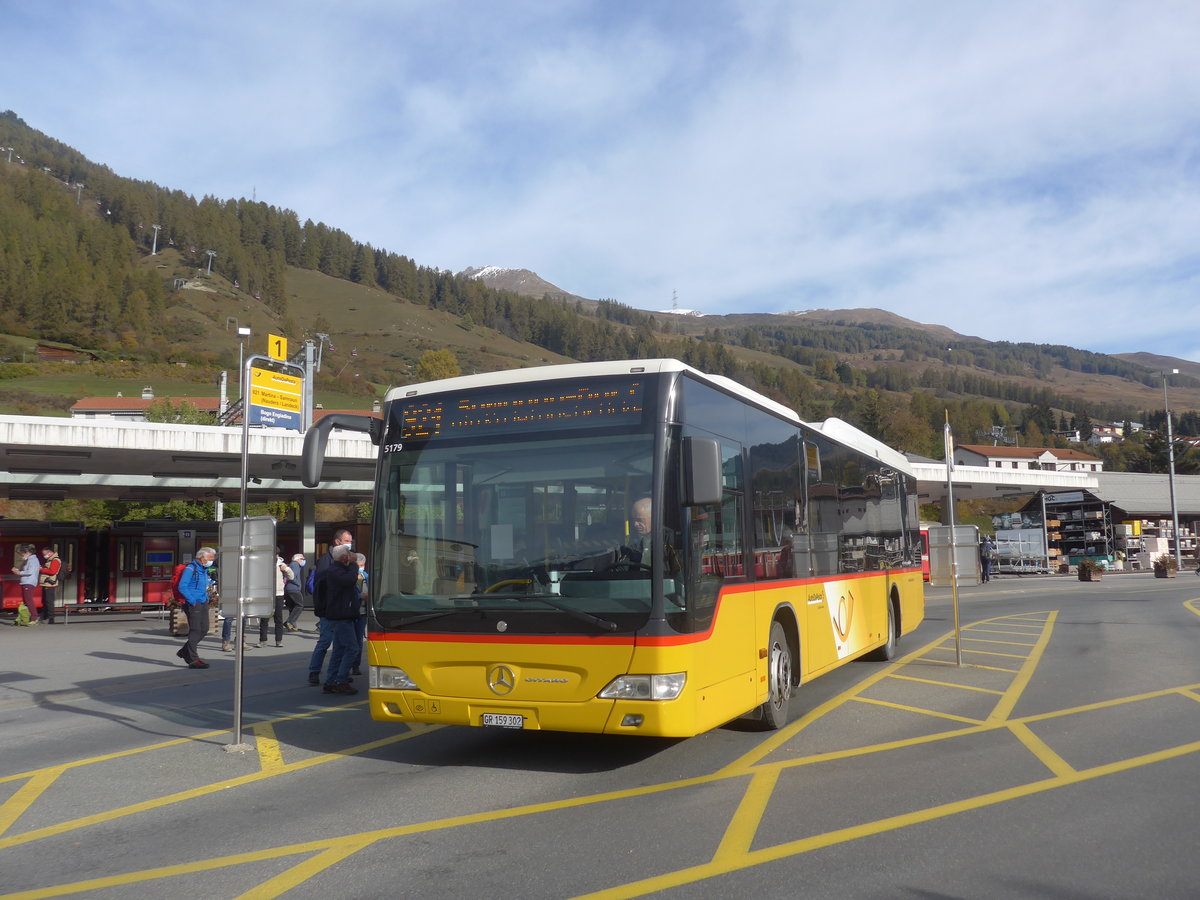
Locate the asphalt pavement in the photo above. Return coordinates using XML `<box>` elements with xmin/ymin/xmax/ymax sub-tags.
<box><xmin>0</xmin><ymin>606</ymin><xmax>323</xmax><ymax>714</ymax></box>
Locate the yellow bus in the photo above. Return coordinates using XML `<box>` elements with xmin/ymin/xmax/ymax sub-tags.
<box><xmin>302</xmin><ymin>359</ymin><xmax>923</xmax><ymax>737</ymax></box>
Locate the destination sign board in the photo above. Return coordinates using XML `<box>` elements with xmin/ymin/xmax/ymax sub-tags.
<box><xmin>248</xmin><ymin>366</ymin><xmax>303</xmax><ymax>429</ymax></box>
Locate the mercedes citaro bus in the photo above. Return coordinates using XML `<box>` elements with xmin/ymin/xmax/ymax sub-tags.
<box><xmin>302</xmin><ymin>359</ymin><xmax>923</xmax><ymax>737</ymax></box>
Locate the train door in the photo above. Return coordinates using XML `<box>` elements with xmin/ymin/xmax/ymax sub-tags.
<box><xmin>44</xmin><ymin>538</ymin><xmax>81</xmax><ymax>608</ymax></box>
<box><xmin>140</xmin><ymin>534</ymin><xmax>179</xmax><ymax>605</ymax></box>
<box><xmin>114</xmin><ymin>532</ymin><xmax>145</xmax><ymax>604</ymax></box>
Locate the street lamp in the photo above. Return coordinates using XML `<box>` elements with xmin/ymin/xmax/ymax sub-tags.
<box><xmin>1162</xmin><ymin>369</ymin><xmax>1182</xmax><ymax>570</ymax></box>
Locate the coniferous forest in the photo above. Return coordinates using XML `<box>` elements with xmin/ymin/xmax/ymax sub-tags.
<box><xmin>2</xmin><ymin>109</ymin><xmax>1198</xmax><ymax>476</ymax></box>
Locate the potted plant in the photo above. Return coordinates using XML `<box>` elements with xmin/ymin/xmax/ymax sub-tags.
<box><xmin>1152</xmin><ymin>554</ymin><xmax>1178</xmax><ymax>578</ymax></box>
<box><xmin>1077</xmin><ymin>558</ymin><xmax>1103</xmax><ymax>582</ymax></box>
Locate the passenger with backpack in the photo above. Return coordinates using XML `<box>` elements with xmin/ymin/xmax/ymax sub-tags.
<box><xmin>175</xmin><ymin>548</ymin><xmax>216</xmax><ymax>669</ymax></box>
<box><xmin>11</xmin><ymin>545</ymin><xmax>41</xmax><ymax>625</ymax></box>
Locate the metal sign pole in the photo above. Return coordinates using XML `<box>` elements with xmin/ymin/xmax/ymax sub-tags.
<box><xmin>226</xmin><ymin>352</ymin><xmax>255</xmax><ymax>753</ymax></box>
<box><xmin>944</xmin><ymin>417</ymin><xmax>962</xmax><ymax>666</ymax></box>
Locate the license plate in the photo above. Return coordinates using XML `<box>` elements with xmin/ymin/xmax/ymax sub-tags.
<box><xmin>481</xmin><ymin>713</ymin><xmax>524</xmax><ymax>729</ymax></box>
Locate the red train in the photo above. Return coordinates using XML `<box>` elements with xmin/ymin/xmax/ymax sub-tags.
<box><xmin>0</xmin><ymin>520</ymin><xmax>341</xmax><ymax>615</ymax></box>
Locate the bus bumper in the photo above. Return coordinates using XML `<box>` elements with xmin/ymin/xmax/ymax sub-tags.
<box><xmin>368</xmin><ymin>689</ymin><xmax>705</xmax><ymax>737</ymax></box>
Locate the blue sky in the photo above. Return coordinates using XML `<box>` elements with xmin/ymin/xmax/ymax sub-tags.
<box><xmin>6</xmin><ymin>1</ymin><xmax>1200</xmax><ymax>360</ymax></box>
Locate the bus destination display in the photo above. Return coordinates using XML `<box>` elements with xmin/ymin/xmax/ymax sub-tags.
<box><xmin>400</xmin><ymin>379</ymin><xmax>645</xmax><ymax>440</ymax></box>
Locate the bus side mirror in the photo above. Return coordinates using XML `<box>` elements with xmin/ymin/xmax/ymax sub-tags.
<box><xmin>301</xmin><ymin>414</ymin><xmax>382</xmax><ymax>488</ymax></box>
<box><xmin>683</xmin><ymin>437</ymin><xmax>722</xmax><ymax>506</ymax></box>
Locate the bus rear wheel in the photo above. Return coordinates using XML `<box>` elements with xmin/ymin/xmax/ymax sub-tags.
<box><xmin>751</xmin><ymin>620</ymin><xmax>793</xmax><ymax>730</ymax></box>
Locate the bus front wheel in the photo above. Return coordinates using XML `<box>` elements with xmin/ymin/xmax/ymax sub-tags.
<box><xmin>751</xmin><ymin>620</ymin><xmax>793</xmax><ymax>730</ymax></box>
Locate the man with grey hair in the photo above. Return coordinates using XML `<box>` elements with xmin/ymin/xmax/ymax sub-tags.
<box><xmin>175</xmin><ymin>547</ymin><xmax>217</xmax><ymax>669</ymax></box>
<box><xmin>313</xmin><ymin>543</ymin><xmax>363</xmax><ymax>694</ymax></box>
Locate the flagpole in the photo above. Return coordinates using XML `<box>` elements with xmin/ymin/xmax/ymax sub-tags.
<box><xmin>944</xmin><ymin>413</ymin><xmax>962</xmax><ymax>666</ymax></box>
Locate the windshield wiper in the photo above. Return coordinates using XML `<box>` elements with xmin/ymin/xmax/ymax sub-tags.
<box><xmin>390</xmin><ymin>610</ymin><xmax>461</xmax><ymax>628</ymax></box>
<box><xmin>514</xmin><ymin>595</ymin><xmax>619</xmax><ymax>632</ymax></box>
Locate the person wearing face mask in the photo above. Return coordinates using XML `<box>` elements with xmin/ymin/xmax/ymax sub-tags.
<box><xmin>306</xmin><ymin>528</ymin><xmax>354</xmax><ymax>686</ymax></box>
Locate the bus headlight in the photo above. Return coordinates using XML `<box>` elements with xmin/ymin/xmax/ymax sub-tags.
<box><xmin>598</xmin><ymin>673</ymin><xmax>686</xmax><ymax>701</ymax></box>
<box><xmin>370</xmin><ymin>665</ymin><xmax>419</xmax><ymax>690</ymax></box>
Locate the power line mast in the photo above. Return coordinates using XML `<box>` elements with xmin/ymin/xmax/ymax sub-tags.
<box><xmin>975</xmin><ymin>425</ymin><xmax>1016</xmax><ymax>446</ymax></box>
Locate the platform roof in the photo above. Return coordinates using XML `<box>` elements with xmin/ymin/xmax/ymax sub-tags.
<box><xmin>0</xmin><ymin>415</ymin><xmax>375</xmax><ymax>504</ymax></box>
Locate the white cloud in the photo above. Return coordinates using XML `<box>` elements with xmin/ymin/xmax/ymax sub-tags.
<box><xmin>6</xmin><ymin>0</ymin><xmax>1200</xmax><ymax>359</ymax></box>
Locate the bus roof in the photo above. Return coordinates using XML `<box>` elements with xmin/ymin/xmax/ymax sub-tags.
<box><xmin>812</xmin><ymin>417</ymin><xmax>913</xmax><ymax>475</ymax></box>
<box><xmin>385</xmin><ymin>359</ymin><xmax>909</xmax><ymax>475</ymax></box>
<box><xmin>385</xmin><ymin>358</ymin><xmax>801</xmax><ymax>422</ymax></box>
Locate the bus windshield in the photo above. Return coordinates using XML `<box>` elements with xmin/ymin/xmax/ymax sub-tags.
<box><xmin>372</xmin><ymin>428</ymin><xmax>667</xmax><ymax>633</ymax></box>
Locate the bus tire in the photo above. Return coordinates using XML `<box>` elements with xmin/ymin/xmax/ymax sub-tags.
<box><xmin>751</xmin><ymin>620</ymin><xmax>793</xmax><ymax>730</ymax></box>
<box><xmin>865</xmin><ymin>596</ymin><xmax>897</xmax><ymax>662</ymax></box>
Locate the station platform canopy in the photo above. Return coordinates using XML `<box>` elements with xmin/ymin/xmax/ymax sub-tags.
<box><xmin>0</xmin><ymin>414</ymin><xmax>375</xmax><ymax>505</ymax></box>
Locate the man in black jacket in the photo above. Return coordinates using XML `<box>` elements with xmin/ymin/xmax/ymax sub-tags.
<box><xmin>314</xmin><ymin>544</ymin><xmax>363</xmax><ymax>695</ymax></box>
<box><xmin>306</xmin><ymin>528</ymin><xmax>354</xmax><ymax>684</ymax></box>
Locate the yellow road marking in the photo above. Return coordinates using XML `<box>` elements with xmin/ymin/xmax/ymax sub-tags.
<box><xmin>964</xmin><ymin>627</ymin><xmax>1042</xmax><ymax>636</ymax></box>
<box><xmin>0</xmin><ymin>724</ymin><xmax>441</xmax><ymax>852</ymax></box>
<box><xmin>252</xmin><ymin>723</ymin><xmax>284</xmax><ymax>773</ymax></box>
<box><xmin>3</xmin><ymin>610</ymin><xmax>1195</xmax><ymax>900</ymax></box>
<box><xmin>570</xmin><ymin>740</ymin><xmax>1200</xmax><ymax>900</ymax></box>
<box><xmin>960</xmin><ymin>648</ymin><xmax>1031</xmax><ymax>660</ymax></box>
<box><xmin>987</xmin><ymin>611</ymin><xmax>1056</xmax><ymax>723</ymax></box>
<box><xmin>1184</xmin><ymin>597</ymin><xmax>1200</xmax><ymax>618</ymax></box>
<box><xmin>237</xmin><ymin>837</ymin><xmax>378</xmax><ymax>900</ymax></box>
<box><xmin>712</xmin><ymin>770</ymin><xmax>778</xmax><ymax>863</ymax></box>
<box><xmin>1008</xmin><ymin>721</ymin><xmax>1076</xmax><ymax>777</ymax></box>
<box><xmin>961</xmin><ymin>637</ymin><xmax>1039</xmax><ymax>648</ymax></box>
<box><xmin>849</xmin><ymin>695</ymin><xmax>983</xmax><ymax>725</ymax></box>
<box><xmin>0</xmin><ymin>702</ymin><xmax>369</xmax><ymax>785</ymax></box>
<box><xmin>886</xmin><ymin>674</ymin><xmax>1004</xmax><ymax>695</ymax></box>
<box><xmin>3</xmin><ymin>688</ymin><xmax>1196</xmax><ymax>898</ymax></box>
<box><xmin>0</xmin><ymin>771</ymin><xmax>62</xmax><ymax>838</ymax></box>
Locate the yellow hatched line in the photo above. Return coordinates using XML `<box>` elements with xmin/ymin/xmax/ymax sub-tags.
<box><xmin>0</xmin><ymin>724</ymin><xmax>441</xmax><ymax>852</ymax></box>
<box><xmin>887</xmin><ymin>674</ymin><xmax>1004</xmax><ymax>695</ymax></box>
<box><xmin>237</xmin><ymin>837</ymin><xmax>378</xmax><ymax>900</ymax></box>
<box><xmin>0</xmin><ymin>771</ymin><xmax>63</xmax><ymax>838</ymax></box>
<box><xmin>711</xmin><ymin>770</ymin><xmax>778</xmax><ymax>863</ymax></box>
<box><xmin>965</xmin><ymin>627</ymin><xmax>1042</xmax><ymax>636</ymax></box>
<box><xmin>849</xmin><ymin>696</ymin><xmax>983</xmax><ymax>725</ymax></box>
<box><xmin>1182</xmin><ymin>689</ymin><xmax>1200</xmax><ymax>703</ymax></box>
<box><xmin>717</xmin><ymin>626</ymin><xmax>958</xmax><ymax>775</ymax></box>
<box><xmin>6</xmin><ymin>677</ymin><xmax>1198</xmax><ymax>898</ymax></box>
<box><xmin>914</xmin><ymin>655</ymin><xmax>1020</xmax><ymax>673</ymax></box>
<box><xmin>1017</xmin><ymin>683</ymin><xmax>1200</xmax><ymax>725</ymax></box>
<box><xmin>570</xmin><ymin>739</ymin><xmax>1200</xmax><ymax>900</ymax></box>
<box><xmin>960</xmin><ymin>648</ymin><xmax>1031</xmax><ymax>660</ymax></box>
<box><xmin>0</xmin><ymin>702</ymin><xmax>369</xmax><ymax>785</ymax></box>
<box><xmin>962</xmin><ymin>637</ymin><xmax>1037</xmax><ymax>648</ymax></box>
<box><xmin>1008</xmin><ymin>722</ymin><xmax>1076</xmax><ymax>778</ymax></box>
<box><xmin>987</xmin><ymin>611</ymin><xmax>1056</xmax><ymax>723</ymax></box>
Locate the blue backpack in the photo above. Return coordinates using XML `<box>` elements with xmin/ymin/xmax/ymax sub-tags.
<box><xmin>306</xmin><ymin>566</ymin><xmax>316</xmax><ymax>594</ymax></box>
